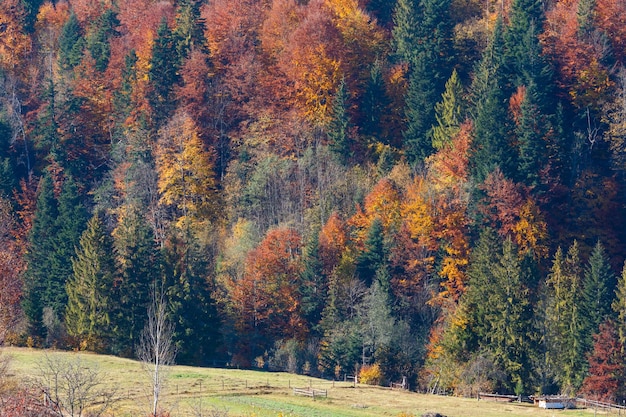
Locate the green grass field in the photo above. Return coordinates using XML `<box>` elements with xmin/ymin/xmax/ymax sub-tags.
<box><xmin>0</xmin><ymin>347</ymin><xmax>608</xmax><ymax>417</ymax></box>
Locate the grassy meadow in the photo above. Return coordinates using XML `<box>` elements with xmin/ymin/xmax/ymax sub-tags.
<box><xmin>0</xmin><ymin>347</ymin><xmax>608</xmax><ymax>417</ymax></box>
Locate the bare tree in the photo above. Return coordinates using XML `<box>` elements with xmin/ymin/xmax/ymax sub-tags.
<box><xmin>137</xmin><ymin>287</ymin><xmax>176</xmax><ymax>417</ymax></box>
<box><xmin>37</xmin><ymin>354</ymin><xmax>116</xmax><ymax>417</ymax></box>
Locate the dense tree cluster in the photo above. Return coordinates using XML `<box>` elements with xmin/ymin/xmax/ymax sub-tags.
<box><xmin>1</xmin><ymin>0</ymin><xmax>626</xmax><ymax>400</ymax></box>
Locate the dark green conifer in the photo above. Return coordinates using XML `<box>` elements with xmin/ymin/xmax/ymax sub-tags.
<box><xmin>356</xmin><ymin>218</ymin><xmax>388</xmax><ymax>287</ymax></box>
<box><xmin>110</xmin><ymin>209</ymin><xmax>159</xmax><ymax>356</ymax></box>
<box><xmin>173</xmin><ymin>0</ymin><xmax>207</xmax><ymax>60</ymax></box>
<box><xmin>470</xmin><ymin>19</ymin><xmax>515</xmax><ymax>181</ymax></box>
<box><xmin>612</xmin><ymin>263</ymin><xmax>626</xmax><ymax>348</ymax></box>
<box><xmin>65</xmin><ymin>211</ymin><xmax>115</xmax><ymax>352</ymax></box>
<box><xmin>300</xmin><ymin>229</ymin><xmax>326</xmax><ymax>335</ymax></box>
<box><xmin>0</xmin><ymin>121</ymin><xmax>16</xmax><ymax>197</ymax></box>
<box><xmin>488</xmin><ymin>237</ymin><xmax>534</xmax><ymax>392</ymax></box>
<box><xmin>86</xmin><ymin>9</ymin><xmax>120</xmax><ymax>72</ymax></box>
<box><xmin>393</xmin><ymin>0</ymin><xmax>453</xmax><ymax>164</ymax></box>
<box><xmin>59</xmin><ymin>12</ymin><xmax>85</xmax><ymax>70</ymax></box>
<box><xmin>48</xmin><ymin>177</ymin><xmax>88</xmax><ymax>314</ymax></box>
<box><xmin>149</xmin><ymin>18</ymin><xmax>180</xmax><ymax>127</ymax></box>
<box><xmin>23</xmin><ymin>174</ymin><xmax>58</xmax><ymax>339</ymax></box>
<box><xmin>581</xmin><ymin>241</ymin><xmax>615</xmax><ymax>349</ymax></box>
<box><xmin>328</xmin><ymin>79</ymin><xmax>352</xmax><ymax>165</ymax></box>
<box><xmin>361</xmin><ymin>60</ymin><xmax>391</xmax><ymax>142</ymax></box>
<box><xmin>516</xmin><ymin>82</ymin><xmax>546</xmax><ymax>188</ymax></box>
<box><xmin>163</xmin><ymin>235</ymin><xmax>221</xmax><ymax>365</ymax></box>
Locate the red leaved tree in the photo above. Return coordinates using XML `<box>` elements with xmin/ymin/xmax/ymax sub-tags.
<box><xmin>580</xmin><ymin>320</ymin><xmax>626</xmax><ymax>403</ymax></box>
<box><xmin>230</xmin><ymin>228</ymin><xmax>305</xmax><ymax>363</ymax></box>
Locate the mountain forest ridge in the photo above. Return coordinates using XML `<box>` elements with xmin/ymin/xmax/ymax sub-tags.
<box><xmin>0</xmin><ymin>0</ymin><xmax>626</xmax><ymax>405</ymax></box>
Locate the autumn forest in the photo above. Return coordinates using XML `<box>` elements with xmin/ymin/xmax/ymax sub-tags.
<box><xmin>1</xmin><ymin>0</ymin><xmax>626</xmax><ymax>403</ymax></box>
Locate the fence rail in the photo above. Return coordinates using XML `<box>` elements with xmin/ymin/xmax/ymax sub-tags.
<box><xmin>577</xmin><ymin>397</ymin><xmax>626</xmax><ymax>414</ymax></box>
<box><xmin>293</xmin><ymin>388</ymin><xmax>328</xmax><ymax>398</ymax></box>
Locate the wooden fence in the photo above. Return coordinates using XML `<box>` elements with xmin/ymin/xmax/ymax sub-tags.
<box><xmin>293</xmin><ymin>388</ymin><xmax>328</xmax><ymax>398</ymax></box>
<box><xmin>577</xmin><ymin>398</ymin><xmax>626</xmax><ymax>415</ymax></box>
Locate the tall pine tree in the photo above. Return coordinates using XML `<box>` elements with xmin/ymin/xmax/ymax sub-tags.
<box><xmin>431</xmin><ymin>69</ymin><xmax>465</xmax><ymax>150</ymax></box>
<box><xmin>545</xmin><ymin>242</ymin><xmax>587</xmax><ymax>394</ymax></box>
<box><xmin>149</xmin><ymin>18</ymin><xmax>180</xmax><ymax>127</ymax></box>
<box><xmin>23</xmin><ymin>174</ymin><xmax>58</xmax><ymax>339</ymax></box>
<box><xmin>581</xmin><ymin>241</ymin><xmax>616</xmax><ymax>349</ymax></box>
<box><xmin>393</xmin><ymin>0</ymin><xmax>453</xmax><ymax>164</ymax></box>
<box><xmin>110</xmin><ymin>208</ymin><xmax>160</xmax><ymax>356</ymax></box>
<box><xmin>58</xmin><ymin>12</ymin><xmax>84</xmax><ymax>70</ymax></box>
<box><xmin>328</xmin><ymin>78</ymin><xmax>352</xmax><ymax>164</ymax></box>
<box><xmin>163</xmin><ymin>233</ymin><xmax>221</xmax><ymax>365</ymax></box>
<box><xmin>470</xmin><ymin>18</ymin><xmax>515</xmax><ymax>181</ymax></box>
<box><xmin>65</xmin><ymin>211</ymin><xmax>115</xmax><ymax>352</ymax></box>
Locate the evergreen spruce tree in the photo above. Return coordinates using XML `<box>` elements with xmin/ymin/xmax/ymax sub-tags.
<box><xmin>461</xmin><ymin>227</ymin><xmax>501</xmax><ymax>349</ymax></box>
<box><xmin>392</xmin><ymin>0</ymin><xmax>419</xmax><ymax>65</ymax></box>
<box><xmin>393</xmin><ymin>0</ymin><xmax>453</xmax><ymax>164</ymax></box>
<box><xmin>300</xmin><ymin>229</ymin><xmax>327</xmax><ymax>335</ymax></box>
<box><xmin>470</xmin><ymin>19</ymin><xmax>515</xmax><ymax>181</ymax></box>
<box><xmin>504</xmin><ymin>0</ymin><xmax>545</xmax><ymax>82</ymax></box>
<box><xmin>328</xmin><ymin>79</ymin><xmax>352</xmax><ymax>165</ymax></box>
<box><xmin>163</xmin><ymin>234</ymin><xmax>220</xmax><ymax>365</ymax></box>
<box><xmin>488</xmin><ymin>237</ymin><xmax>533</xmax><ymax>392</ymax></box>
<box><xmin>0</xmin><ymin>121</ymin><xmax>16</xmax><ymax>197</ymax></box>
<box><xmin>356</xmin><ymin>218</ymin><xmax>388</xmax><ymax>287</ymax></box>
<box><xmin>403</xmin><ymin>62</ymin><xmax>436</xmax><ymax>162</ymax></box>
<box><xmin>362</xmin><ymin>60</ymin><xmax>391</xmax><ymax>142</ymax></box>
<box><xmin>545</xmin><ymin>242</ymin><xmax>587</xmax><ymax>394</ymax></box>
<box><xmin>516</xmin><ymin>82</ymin><xmax>546</xmax><ymax>188</ymax></box>
<box><xmin>581</xmin><ymin>241</ymin><xmax>616</xmax><ymax>350</ymax></box>
<box><xmin>86</xmin><ymin>9</ymin><xmax>120</xmax><ymax>72</ymax></box>
<box><xmin>58</xmin><ymin>12</ymin><xmax>85</xmax><ymax>70</ymax></box>
<box><xmin>149</xmin><ymin>18</ymin><xmax>180</xmax><ymax>127</ymax></box>
<box><xmin>112</xmin><ymin>51</ymin><xmax>138</xmax><ymax>129</ymax></box>
<box><xmin>48</xmin><ymin>177</ymin><xmax>88</xmax><ymax>315</ymax></box>
<box><xmin>431</xmin><ymin>69</ymin><xmax>464</xmax><ymax>150</ymax></box>
<box><xmin>23</xmin><ymin>174</ymin><xmax>58</xmax><ymax>339</ymax></box>
<box><xmin>111</xmin><ymin>208</ymin><xmax>160</xmax><ymax>356</ymax></box>
<box><xmin>35</xmin><ymin>78</ymin><xmax>61</xmax><ymax>159</ymax></box>
<box><xmin>612</xmin><ymin>263</ymin><xmax>626</xmax><ymax>348</ymax></box>
<box><xmin>65</xmin><ymin>211</ymin><xmax>115</xmax><ymax>352</ymax></box>
<box><xmin>22</xmin><ymin>0</ymin><xmax>44</xmax><ymax>33</ymax></box>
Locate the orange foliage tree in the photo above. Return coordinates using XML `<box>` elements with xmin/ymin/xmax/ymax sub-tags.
<box><xmin>479</xmin><ymin>169</ymin><xmax>548</xmax><ymax>259</ymax></box>
<box><xmin>595</xmin><ymin>0</ymin><xmax>626</xmax><ymax>64</ymax></box>
<box><xmin>278</xmin><ymin>0</ymin><xmax>343</xmax><ymax>126</ymax></box>
<box><xmin>349</xmin><ymin>177</ymin><xmax>402</xmax><ymax>248</ymax></box>
<box><xmin>319</xmin><ymin>211</ymin><xmax>349</xmax><ymax>276</ymax></box>
<box><xmin>230</xmin><ymin>227</ymin><xmax>305</xmax><ymax>361</ymax></box>
<box><xmin>541</xmin><ymin>0</ymin><xmax>612</xmax><ymax>111</ymax></box>
<box><xmin>0</xmin><ymin>0</ymin><xmax>32</xmax><ymax>70</ymax></box>
<box><xmin>427</xmin><ymin>121</ymin><xmax>472</xmax><ymax>304</ymax></box>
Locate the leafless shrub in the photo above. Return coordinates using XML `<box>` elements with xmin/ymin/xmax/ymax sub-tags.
<box><xmin>37</xmin><ymin>354</ymin><xmax>116</xmax><ymax>417</ymax></box>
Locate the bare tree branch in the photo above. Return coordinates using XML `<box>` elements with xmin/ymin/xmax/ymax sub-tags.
<box><xmin>37</xmin><ymin>354</ymin><xmax>116</xmax><ymax>417</ymax></box>
<box><xmin>137</xmin><ymin>285</ymin><xmax>176</xmax><ymax>417</ymax></box>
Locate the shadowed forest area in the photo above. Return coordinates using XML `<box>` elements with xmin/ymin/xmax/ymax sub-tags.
<box><xmin>1</xmin><ymin>0</ymin><xmax>626</xmax><ymax>408</ymax></box>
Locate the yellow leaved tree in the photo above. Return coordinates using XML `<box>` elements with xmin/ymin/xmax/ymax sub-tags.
<box><xmin>156</xmin><ymin>111</ymin><xmax>219</xmax><ymax>230</ymax></box>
